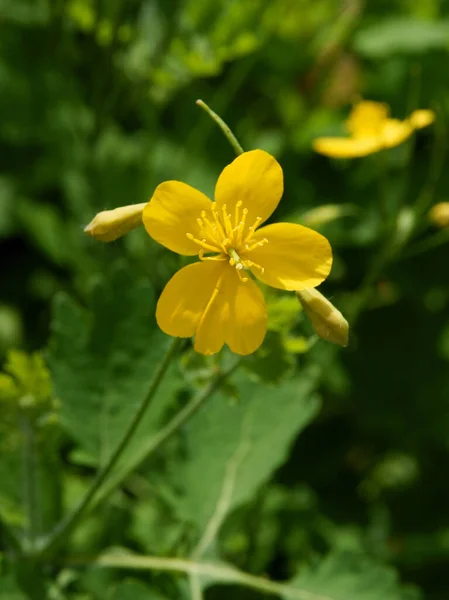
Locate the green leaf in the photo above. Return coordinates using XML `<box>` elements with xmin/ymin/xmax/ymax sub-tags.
<box><xmin>109</xmin><ymin>579</ymin><xmax>168</xmax><ymax>600</ymax></box>
<box><xmin>0</xmin><ymin>575</ymin><xmax>28</xmax><ymax>600</ymax></box>
<box><xmin>354</xmin><ymin>18</ymin><xmax>449</xmax><ymax>58</ymax></box>
<box><xmin>285</xmin><ymin>552</ymin><xmax>422</xmax><ymax>600</ymax></box>
<box><xmin>47</xmin><ymin>262</ymin><xmax>180</xmax><ymax>487</ymax></box>
<box><xmin>174</xmin><ymin>370</ymin><xmax>320</xmax><ymax>555</ymax></box>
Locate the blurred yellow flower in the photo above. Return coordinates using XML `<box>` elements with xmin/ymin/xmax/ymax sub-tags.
<box><xmin>143</xmin><ymin>150</ymin><xmax>333</xmax><ymax>356</ymax></box>
<box><xmin>428</xmin><ymin>202</ymin><xmax>449</xmax><ymax>228</ymax></box>
<box><xmin>313</xmin><ymin>101</ymin><xmax>435</xmax><ymax>158</ymax></box>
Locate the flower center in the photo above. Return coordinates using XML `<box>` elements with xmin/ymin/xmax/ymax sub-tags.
<box><xmin>185</xmin><ymin>201</ymin><xmax>268</xmax><ymax>282</ymax></box>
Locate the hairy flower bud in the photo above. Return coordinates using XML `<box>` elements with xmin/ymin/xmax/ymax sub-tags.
<box><xmin>428</xmin><ymin>202</ymin><xmax>449</xmax><ymax>229</ymax></box>
<box><xmin>297</xmin><ymin>288</ymin><xmax>349</xmax><ymax>347</ymax></box>
<box><xmin>84</xmin><ymin>203</ymin><xmax>147</xmax><ymax>242</ymax></box>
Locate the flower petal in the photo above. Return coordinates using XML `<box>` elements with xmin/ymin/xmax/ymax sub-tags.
<box><xmin>156</xmin><ymin>261</ymin><xmax>267</xmax><ymax>356</ymax></box>
<box><xmin>214</xmin><ymin>149</ymin><xmax>283</xmax><ymax>229</ymax></box>
<box><xmin>313</xmin><ymin>136</ymin><xmax>382</xmax><ymax>158</ymax></box>
<box><xmin>143</xmin><ymin>181</ymin><xmax>213</xmax><ymax>255</ymax></box>
<box><xmin>195</xmin><ymin>266</ymin><xmax>267</xmax><ymax>356</ymax></box>
<box><xmin>409</xmin><ymin>109</ymin><xmax>435</xmax><ymax>130</ymax></box>
<box><xmin>380</xmin><ymin>119</ymin><xmax>413</xmax><ymax>148</ymax></box>
<box><xmin>156</xmin><ymin>261</ymin><xmax>224</xmax><ymax>338</ymax></box>
<box><xmin>245</xmin><ymin>223</ymin><xmax>332</xmax><ymax>291</ymax></box>
<box><xmin>345</xmin><ymin>101</ymin><xmax>389</xmax><ymax>137</ymax></box>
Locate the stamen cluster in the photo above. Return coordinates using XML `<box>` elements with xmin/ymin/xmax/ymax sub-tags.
<box><xmin>186</xmin><ymin>201</ymin><xmax>268</xmax><ymax>282</ymax></box>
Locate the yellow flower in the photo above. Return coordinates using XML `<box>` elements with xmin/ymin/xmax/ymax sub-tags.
<box><xmin>143</xmin><ymin>150</ymin><xmax>333</xmax><ymax>356</ymax></box>
<box><xmin>84</xmin><ymin>203</ymin><xmax>147</xmax><ymax>242</ymax></box>
<box><xmin>428</xmin><ymin>202</ymin><xmax>449</xmax><ymax>228</ymax></box>
<box><xmin>313</xmin><ymin>100</ymin><xmax>435</xmax><ymax>158</ymax></box>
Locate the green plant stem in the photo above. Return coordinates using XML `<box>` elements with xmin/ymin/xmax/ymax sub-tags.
<box><xmin>21</xmin><ymin>416</ymin><xmax>39</xmax><ymax>549</ymax></box>
<box><xmin>36</xmin><ymin>337</ymin><xmax>182</xmax><ymax>558</ymax></box>
<box><xmin>88</xmin><ymin>358</ymin><xmax>241</xmax><ymax>509</ymax></box>
<box><xmin>67</xmin><ymin>552</ymin><xmax>330</xmax><ymax>600</ymax></box>
<box><xmin>196</xmin><ymin>100</ymin><xmax>244</xmax><ymax>156</ymax></box>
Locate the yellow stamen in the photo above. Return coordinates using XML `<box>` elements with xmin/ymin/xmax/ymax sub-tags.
<box><xmin>236</xmin><ymin>269</ymin><xmax>248</xmax><ymax>283</ymax></box>
<box><xmin>186</xmin><ymin>233</ymin><xmax>221</xmax><ymax>253</ymax></box>
<box><xmin>211</xmin><ymin>204</ymin><xmax>227</xmax><ymax>240</ymax></box>
<box><xmin>243</xmin><ymin>259</ymin><xmax>264</xmax><ymax>274</ymax></box>
<box><xmin>235</xmin><ymin>208</ymin><xmax>248</xmax><ymax>247</ymax></box>
<box><xmin>200</xmin><ymin>211</ymin><xmax>221</xmax><ymax>244</ymax></box>
<box><xmin>245</xmin><ymin>216</ymin><xmax>262</xmax><ymax>242</ymax></box>
<box><xmin>221</xmin><ymin>204</ymin><xmax>233</xmax><ymax>239</ymax></box>
<box><xmin>245</xmin><ymin>238</ymin><xmax>268</xmax><ymax>252</ymax></box>
<box><xmin>234</xmin><ymin>200</ymin><xmax>243</xmax><ymax>227</ymax></box>
<box><xmin>200</xmin><ymin>254</ymin><xmax>227</xmax><ymax>262</ymax></box>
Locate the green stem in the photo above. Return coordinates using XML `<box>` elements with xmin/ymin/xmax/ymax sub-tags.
<box><xmin>21</xmin><ymin>416</ymin><xmax>39</xmax><ymax>549</ymax></box>
<box><xmin>66</xmin><ymin>553</ymin><xmax>328</xmax><ymax>600</ymax></box>
<box><xmin>196</xmin><ymin>100</ymin><xmax>244</xmax><ymax>156</ymax></box>
<box><xmin>85</xmin><ymin>358</ymin><xmax>241</xmax><ymax>509</ymax></box>
<box><xmin>36</xmin><ymin>337</ymin><xmax>182</xmax><ymax>557</ymax></box>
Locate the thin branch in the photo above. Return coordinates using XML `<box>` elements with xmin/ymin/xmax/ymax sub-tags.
<box><xmin>87</xmin><ymin>358</ymin><xmax>242</xmax><ymax>510</ymax></box>
<box><xmin>189</xmin><ymin>572</ymin><xmax>204</xmax><ymax>600</ymax></box>
<box><xmin>67</xmin><ymin>553</ymin><xmax>333</xmax><ymax>600</ymax></box>
<box><xmin>196</xmin><ymin>100</ymin><xmax>244</xmax><ymax>157</ymax></box>
<box><xmin>21</xmin><ymin>415</ymin><xmax>39</xmax><ymax>549</ymax></box>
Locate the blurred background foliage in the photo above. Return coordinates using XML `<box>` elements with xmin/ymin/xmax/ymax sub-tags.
<box><xmin>1</xmin><ymin>0</ymin><xmax>449</xmax><ymax>598</ymax></box>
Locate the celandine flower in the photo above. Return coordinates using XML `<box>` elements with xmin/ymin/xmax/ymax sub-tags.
<box><xmin>313</xmin><ymin>100</ymin><xmax>435</xmax><ymax>158</ymax></box>
<box><xmin>143</xmin><ymin>150</ymin><xmax>332</xmax><ymax>355</ymax></box>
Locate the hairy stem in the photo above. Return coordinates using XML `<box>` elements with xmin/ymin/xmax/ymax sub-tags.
<box><xmin>36</xmin><ymin>337</ymin><xmax>182</xmax><ymax>557</ymax></box>
<box><xmin>87</xmin><ymin>358</ymin><xmax>241</xmax><ymax>509</ymax></box>
<box><xmin>21</xmin><ymin>416</ymin><xmax>39</xmax><ymax>549</ymax></box>
<box><xmin>67</xmin><ymin>553</ymin><xmax>332</xmax><ymax>600</ymax></box>
<box><xmin>196</xmin><ymin>99</ymin><xmax>244</xmax><ymax>156</ymax></box>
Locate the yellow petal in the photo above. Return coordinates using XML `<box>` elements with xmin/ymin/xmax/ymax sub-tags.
<box><xmin>245</xmin><ymin>223</ymin><xmax>332</xmax><ymax>291</ymax></box>
<box><xmin>380</xmin><ymin>119</ymin><xmax>413</xmax><ymax>148</ymax></box>
<box><xmin>143</xmin><ymin>181</ymin><xmax>213</xmax><ymax>256</ymax></box>
<box><xmin>214</xmin><ymin>149</ymin><xmax>283</xmax><ymax>230</ymax></box>
<box><xmin>313</xmin><ymin>136</ymin><xmax>382</xmax><ymax>158</ymax></box>
<box><xmin>156</xmin><ymin>261</ymin><xmax>267</xmax><ymax>356</ymax></box>
<box><xmin>195</xmin><ymin>266</ymin><xmax>267</xmax><ymax>356</ymax></box>
<box><xmin>84</xmin><ymin>203</ymin><xmax>147</xmax><ymax>242</ymax></box>
<box><xmin>409</xmin><ymin>109</ymin><xmax>435</xmax><ymax>129</ymax></box>
<box><xmin>345</xmin><ymin>101</ymin><xmax>389</xmax><ymax>137</ymax></box>
<box><xmin>156</xmin><ymin>261</ymin><xmax>223</xmax><ymax>338</ymax></box>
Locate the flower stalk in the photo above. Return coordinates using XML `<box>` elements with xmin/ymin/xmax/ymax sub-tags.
<box><xmin>196</xmin><ymin>99</ymin><xmax>244</xmax><ymax>157</ymax></box>
<box><xmin>35</xmin><ymin>336</ymin><xmax>182</xmax><ymax>557</ymax></box>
